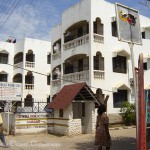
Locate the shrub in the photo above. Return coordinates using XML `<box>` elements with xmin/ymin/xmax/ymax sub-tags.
<box><xmin>120</xmin><ymin>101</ymin><xmax>136</xmax><ymax>125</ymax></box>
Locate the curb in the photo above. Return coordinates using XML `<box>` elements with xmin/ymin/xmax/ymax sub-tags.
<box><xmin>109</xmin><ymin>126</ymin><xmax>136</xmax><ymax>130</ymax></box>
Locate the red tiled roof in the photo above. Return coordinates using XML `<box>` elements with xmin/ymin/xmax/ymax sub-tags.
<box><xmin>48</xmin><ymin>82</ymin><xmax>97</xmax><ymax>109</ymax></box>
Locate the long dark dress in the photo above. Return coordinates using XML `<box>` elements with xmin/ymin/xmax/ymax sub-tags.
<box><xmin>95</xmin><ymin>112</ymin><xmax>111</xmax><ymax>146</ymax></box>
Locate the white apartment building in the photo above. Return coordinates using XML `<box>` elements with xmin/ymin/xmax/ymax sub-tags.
<box><xmin>50</xmin><ymin>0</ymin><xmax>150</xmax><ymax>117</ymax></box>
<box><xmin>0</xmin><ymin>38</ymin><xmax>51</xmax><ymax>109</ymax></box>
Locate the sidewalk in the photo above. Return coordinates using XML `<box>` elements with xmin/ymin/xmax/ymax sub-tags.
<box><xmin>1</xmin><ymin>127</ymin><xmax>136</xmax><ymax>150</ymax></box>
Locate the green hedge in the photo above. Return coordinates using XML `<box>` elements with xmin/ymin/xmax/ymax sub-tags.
<box><xmin>120</xmin><ymin>101</ymin><xmax>136</xmax><ymax>125</ymax></box>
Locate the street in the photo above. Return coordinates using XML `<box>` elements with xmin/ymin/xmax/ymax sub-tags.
<box><xmin>0</xmin><ymin>127</ymin><xmax>137</xmax><ymax>150</ymax></box>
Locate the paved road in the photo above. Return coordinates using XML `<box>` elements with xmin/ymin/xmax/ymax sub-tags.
<box><xmin>1</xmin><ymin>128</ymin><xmax>137</xmax><ymax>150</ymax></box>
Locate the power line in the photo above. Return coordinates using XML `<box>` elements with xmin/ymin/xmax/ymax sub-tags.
<box><xmin>0</xmin><ymin>0</ymin><xmax>114</xmax><ymax>93</ymax></box>
<box><xmin>7</xmin><ymin>63</ymin><xmax>48</xmax><ymax>76</ymax></box>
<box><xmin>6</xmin><ymin>62</ymin><xmax>114</xmax><ymax>93</ymax></box>
<box><xmin>0</xmin><ymin>0</ymin><xmax>12</xmax><ymax>15</ymax></box>
<box><xmin>9</xmin><ymin>0</ymin><xmax>34</xmax><ymax>38</ymax></box>
<box><xmin>0</xmin><ymin>0</ymin><xmax>21</xmax><ymax>29</ymax></box>
<box><xmin>0</xmin><ymin>0</ymin><xmax>34</xmax><ymax>40</ymax></box>
<box><xmin>5</xmin><ymin>62</ymin><xmax>112</xmax><ymax>93</ymax></box>
<box><xmin>57</xmin><ymin>77</ymin><xmax>114</xmax><ymax>92</ymax></box>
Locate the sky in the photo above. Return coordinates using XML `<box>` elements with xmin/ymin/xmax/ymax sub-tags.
<box><xmin>0</xmin><ymin>0</ymin><xmax>149</xmax><ymax>42</ymax></box>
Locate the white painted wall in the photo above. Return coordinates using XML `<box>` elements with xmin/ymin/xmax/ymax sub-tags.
<box><xmin>0</xmin><ymin>42</ymin><xmax>14</xmax><ymax>82</ymax></box>
<box><xmin>0</xmin><ymin>38</ymin><xmax>51</xmax><ymax>103</ymax></box>
<box><xmin>50</xmin><ymin>0</ymin><xmax>150</xmax><ymax>116</ymax></box>
<box><xmin>48</xmin><ymin>103</ymin><xmax>96</xmax><ymax>135</ymax></box>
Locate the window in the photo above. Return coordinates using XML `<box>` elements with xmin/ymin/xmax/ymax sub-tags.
<box><xmin>78</xmin><ymin>27</ymin><xmax>83</xmax><ymax>37</ymax></box>
<box><xmin>26</xmin><ymin>50</ymin><xmax>34</xmax><ymax>62</ymax></box>
<box><xmin>78</xmin><ymin>59</ymin><xmax>83</xmax><ymax>72</ymax></box>
<box><xmin>25</xmin><ymin>72</ymin><xmax>34</xmax><ymax>84</ymax></box>
<box><xmin>94</xmin><ymin>56</ymin><xmax>99</xmax><ymax>70</ymax></box>
<box><xmin>13</xmin><ymin>73</ymin><xmax>22</xmax><ymax>83</ymax></box>
<box><xmin>142</xmin><ymin>31</ymin><xmax>145</xmax><ymax>39</ymax></box>
<box><xmin>47</xmin><ymin>74</ymin><xmax>50</xmax><ymax>85</ymax></box>
<box><xmin>94</xmin><ymin>21</ymin><xmax>97</xmax><ymax>34</ymax></box>
<box><xmin>59</xmin><ymin>109</ymin><xmax>63</xmax><ymax>117</ymax></box>
<box><xmin>111</xmin><ymin>21</ymin><xmax>118</xmax><ymax>37</ymax></box>
<box><xmin>0</xmin><ymin>53</ymin><xmax>8</xmax><ymax>64</ymax></box>
<box><xmin>143</xmin><ymin>62</ymin><xmax>147</xmax><ymax>70</ymax></box>
<box><xmin>65</xmin><ymin>61</ymin><xmax>73</xmax><ymax>74</ymax></box>
<box><xmin>113</xmin><ymin>56</ymin><xmax>127</xmax><ymax>73</ymax></box>
<box><xmin>14</xmin><ymin>52</ymin><xmax>23</xmax><ymax>64</ymax></box>
<box><xmin>94</xmin><ymin>52</ymin><xmax>104</xmax><ymax>71</ymax></box>
<box><xmin>24</xmin><ymin>94</ymin><xmax>33</xmax><ymax>107</ymax></box>
<box><xmin>0</xmin><ymin>74</ymin><xmax>7</xmax><ymax>82</ymax></box>
<box><xmin>47</xmin><ymin>95</ymin><xmax>50</xmax><ymax>103</ymax></box>
<box><xmin>113</xmin><ymin>90</ymin><xmax>127</xmax><ymax>108</ymax></box>
<box><xmin>93</xmin><ymin>18</ymin><xmax>103</xmax><ymax>35</ymax></box>
<box><xmin>47</xmin><ymin>53</ymin><xmax>51</xmax><ymax>64</ymax></box>
<box><xmin>16</xmin><ymin>101</ymin><xmax>22</xmax><ymax>107</ymax></box>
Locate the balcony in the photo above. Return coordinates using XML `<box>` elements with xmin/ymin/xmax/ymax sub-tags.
<box><xmin>94</xmin><ymin>70</ymin><xmax>104</xmax><ymax>79</ymax></box>
<box><xmin>93</xmin><ymin>34</ymin><xmax>104</xmax><ymax>43</ymax></box>
<box><xmin>63</xmin><ymin>70</ymin><xmax>89</xmax><ymax>83</ymax></box>
<box><xmin>52</xmin><ymin>52</ymin><xmax>61</xmax><ymax>60</ymax></box>
<box><xmin>52</xmin><ymin>79</ymin><xmax>61</xmax><ymax>86</ymax></box>
<box><xmin>25</xmin><ymin>61</ymin><xmax>35</xmax><ymax>68</ymax></box>
<box><xmin>13</xmin><ymin>62</ymin><xmax>23</xmax><ymax>70</ymax></box>
<box><xmin>64</xmin><ymin>34</ymin><xmax>89</xmax><ymax>50</ymax></box>
<box><xmin>25</xmin><ymin>84</ymin><xmax>34</xmax><ymax>90</ymax></box>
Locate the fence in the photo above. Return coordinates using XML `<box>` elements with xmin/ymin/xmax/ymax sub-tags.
<box><xmin>11</xmin><ymin>102</ymin><xmax>53</xmax><ymax>114</ymax></box>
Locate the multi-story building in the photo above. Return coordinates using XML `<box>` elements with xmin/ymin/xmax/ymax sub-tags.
<box><xmin>0</xmin><ymin>38</ymin><xmax>51</xmax><ymax>109</ymax></box>
<box><xmin>50</xmin><ymin>0</ymin><xmax>150</xmax><ymax>118</ymax></box>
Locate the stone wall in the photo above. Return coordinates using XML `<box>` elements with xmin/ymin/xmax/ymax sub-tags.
<box><xmin>68</xmin><ymin>119</ymin><xmax>82</xmax><ymax>135</ymax></box>
<box><xmin>108</xmin><ymin>113</ymin><xmax>123</xmax><ymax>124</ymax></box>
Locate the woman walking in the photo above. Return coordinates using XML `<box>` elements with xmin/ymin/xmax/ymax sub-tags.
<box><xmin>95</xmin><ymin>104</ymin><xmax>111</xmax><ymax>150</ymax></box>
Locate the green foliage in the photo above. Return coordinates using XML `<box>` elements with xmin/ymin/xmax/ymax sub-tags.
<box><xmin>120</xmin><ymin>101</ymin><xmax>136</xmax><ymax>125</ymax></box>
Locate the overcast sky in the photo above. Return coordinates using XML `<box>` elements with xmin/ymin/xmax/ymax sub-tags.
<box><xmin>0</xmin><ymin>0</ymin><xmax>149</xmax><ymax>42</ymax></box>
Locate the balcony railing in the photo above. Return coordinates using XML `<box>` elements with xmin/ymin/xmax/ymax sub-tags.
<box><xmin>93</xmin><ymin>33</ymin><xmax>104</xmax><ymax>43</ymax></box>
<box><xmin>94</xmin><ymin>70</ymin><xmax>104</xmax><ymax>79</ymax></box>
<box><xmin>25</xmin><ymin>61</ymin><xmax>35</xmax><ymax>68</ymax></box>
<box><xmin>13</xmin><ymin>62</ymin><xmax>23</xmax><ymax>69</ymax></box>
<box><xmin>63</xmin><ymin>70</ymin><xmax>89</xmax><ymax>82</ymax></box>
<box><xmin>52</xmin><ymin>79</ymin><xmax>61</xmax><ymax>86</ymax></box>
<box><xmin>25</xmin><ymin>84</ymin><xmax>34</xmax><ymax>90</ymax></box>
<box><xmin>64</xmin><ymin>34</ymin><xmax>89</xmax><ymax>50</ymax></box>
<box><xmin>52</xmin><ymin>52</ymin><xmax>61</xmax><ymax>60</ymax></box>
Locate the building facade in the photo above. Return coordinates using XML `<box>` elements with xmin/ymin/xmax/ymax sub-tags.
<box><xmin>50</xmin><ymin>0</ymin><xmax>150</xmax><ymax>117</ymax></box>
<box><xmin>0</xmin><ymin>38</ymin><xmax>51</xmax><ymax>109</ymax></box>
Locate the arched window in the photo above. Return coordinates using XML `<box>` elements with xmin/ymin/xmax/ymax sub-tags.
<box><xmin>13</xmin><ymin>73</ymin><xmax>22</xmax><ymax>83</ymax></box>
<box><xmin>53</xmin><ymin>67</ymin><xmax>61</xmax><ymax>79</ymax></box>
<box><xmin>0</xmin><ymin>50</ymin><xmax>9</xmax><ymax>64</ymax></box>
<box><xmin>25</xmin><ymin>71</ymin><xmax>34</xmax><ymax>84</ymax></box>
<box><xmin>94</xmin><ymin>52</ymin><xmax>104</xmax><ymax>70</ymax></box>
<box><xmin>64</xmin><ymin>20</ymin><xmax>89</xmax><ymax>43</ymax></box>
<box><xmin>26</xmin><ymin>49</ymin><xmax>35</xmax><ymax>62</ymax></box>
<box><xmin>93</xmin><ymin>18</ymin><xmax>103</xmax><ymax>35</ymax></box>
<box><xmin>24</xmin><ymin>94</ymin><xmax>33</xmax><ymax>107</ymax></box>
<box><xmin>14</xmin><ymin>52</ymin><xmax>23</xmax><ymax>64</ymax></box>
<box><xmin>0</xmin><ymin>71</ymin><xmax>7</xmax><ymax>82</ymax></box>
